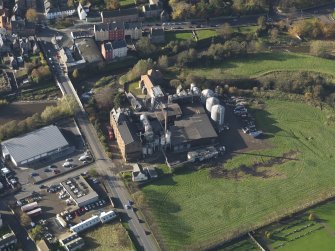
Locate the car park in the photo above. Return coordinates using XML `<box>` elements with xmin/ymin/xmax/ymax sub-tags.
<box><xmin>30</xmin><ymin>172</ymin><xmax>38</xmax><ymax>177</ymax></box>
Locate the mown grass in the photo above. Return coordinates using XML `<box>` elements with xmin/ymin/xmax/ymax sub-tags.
<box><xmin>83</xmin><ymin>222</ymin><xmax>133</xmax><ymax>251</ymax></box>
<box><xmin>165</xmin><ymin>31</ymin><xmax>193</xmax><ymax>42</ymax></box>
<box><xmin>195</xmin><ymin>29</ymin><xmax>217</xmax><ymax>40</ymax></box>
<box><xmin>185</xmin><ymin>52</ymin><xmax>335</xmax><ymax>79</ymax></box>
<box><xmin>127</xmin><ymin>81</ymin><xmax>142</xmax><ymax>96</ymax></box>
<box><xmin>120</xmin><ymin>0</ymin><xmax>134</xmax><ymax>6</ymax></box>
<box><xmin>265</xmin><ymin>201</ymin><xmax>335</xmax><ymax>251</ymax></box>
<box><xmin>142</xmin><ymin>99</ymin><xmax>335</xmax><ymax>250</ymax></box>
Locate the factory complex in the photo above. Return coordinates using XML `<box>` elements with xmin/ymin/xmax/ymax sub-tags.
<box><xmin>111</xmin><ymin>69</ymin><xmax>227</xmax><ymax>162</ymax></box>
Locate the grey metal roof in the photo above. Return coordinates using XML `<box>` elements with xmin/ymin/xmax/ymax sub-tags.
<box><xmin>102</xmin><ymin>8</ymin><xmax>138</xmax><ymax>18</ymax></box>
<box><xmin>170</xmin><ymin>103</ymin><xmax>217</xmax><ymax>145</ymax></box>
<box><xmin>1</xmin><ymin>125</ymin><xmax>69</xmax><ymax>163</ymax></box>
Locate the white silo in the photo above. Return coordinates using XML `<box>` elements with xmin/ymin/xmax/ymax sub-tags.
<box><xmin>206</xmin><ymin>97</ymin><xmax>220</xmax><ymax>112</ymax></box>
<box><xmin>201</xmin><ymin>89</ymin><xmax>214</xmax><ymax>103</ymax></box>
<box><xmin>211</xmin><ymin>104</ymin><xmax>225</xmax><ymax>125</ymax></box>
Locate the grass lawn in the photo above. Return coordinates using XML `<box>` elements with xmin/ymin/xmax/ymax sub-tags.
<box><xmin>184</xmin><ymin>52</ymin><xmax>335</xmax><ymax>79</ymax></box>
<box><xmin>235</xmin><ymin>25</ymin><xmax>258</xmax><ymax>34</ymax></box>
<box><xmin>262</xmin><ymin>200</ymin><xmax>335</xmax><ymax>251</ymax></box>
<box><xmin>83</xmin><ymin>222</ymin><xmax>133</xmax><ymax>251</ymax></box>
<box><xmin>195</xmin><ymin>29</ymin><xmax>217</xmax><ymax>40</ymax></box>
<box><xmin>142</xmin><ymin>99</ymin><xmax>335</xmax><ymax>250</ymax></box>
<box><xmin>218</xmin><ymin>237</ymin><xmax>258</xmax><ymax>251</ymax></box>
<box><xmin>119</xmin><ymin>0</ymin><xmax>134</xmax><ymax>6</ymax></box>
<box><xmin>126</xmin><ymin>81</ymin><xmax>142</xmax><ymax>96</ymax></box>
<box><xmin>165</xmin><ymin>31</ymin><xmax>193</xmax><ymax>42</ymax></box>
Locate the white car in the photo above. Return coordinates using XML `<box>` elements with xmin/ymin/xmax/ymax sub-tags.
<box><xmin>79</xmin><ymin>155</ymin><xmax>89</xmax><ymax>161</ymax></box>
<box><xmin>62</xmin><ymin>162</ymin><xmax>71</xmax><ymax>167</ymax></box>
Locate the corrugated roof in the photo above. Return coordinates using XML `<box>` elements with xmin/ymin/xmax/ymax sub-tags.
<box><xmin>170</xmin><ymin>103</ymin><xmax>217</xmax><ymax>144</ymax></box>
<box><xmin>1</xmin><ymin>125</ymin><xmax>69</xmax><ymax>164</ymax></box>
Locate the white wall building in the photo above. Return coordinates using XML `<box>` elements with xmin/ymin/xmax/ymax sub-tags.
<box><xmin>70</xmin><ymin>215</ymin><xmax>100</xmax><ymax>233</ymax></box>
<box><xmin>100</xmin><ymin>210</ymin><xmax>117</xmax><ymax>223</ymax></box>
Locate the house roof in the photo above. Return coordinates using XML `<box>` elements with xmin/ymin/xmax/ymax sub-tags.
<box><xmin>1</xmin><ymin>125</ymin><xmax>69</xmax><ymax>164</ymax></box>
<box><xmin>71</xmin><ymin>30</ymin><xmax>94</xmax><ymax>39</ymax></box>
<box><xmin>95</xmin><ymin>22</ymin><xmax>125</xmax><ymax>31</ymax></box>
<box><xmin>155</xmin><ymin>103</ymin><xmax>182</xmax><ymax>121</ymax></box>
<box><xmin>102</xmin><ymin>8</ymin><xmax>138</xmax><ymax>18</ymax></box>
<box><xmin>111</xmin><ymin>39</ymin><xmax>127</xmax><ymax>49</ymax></box>
<box><xmin>124</xmin><ymin>22</ymin><xmax>142</xmax><ymax>29</ymax></box>
<box><xmin>103</xmin><ymin>42</ymin><xmax>112</xmax><ymax>52</ymax></box>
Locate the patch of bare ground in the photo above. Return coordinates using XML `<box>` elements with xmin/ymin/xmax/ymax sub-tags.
<box><xmin>210</xmin><ymin>150</ymin><xmax>299</xmax><ymax>180</ymax></box>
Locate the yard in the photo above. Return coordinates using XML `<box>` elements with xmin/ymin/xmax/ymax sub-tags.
<box><xmin>142</xmin><ymin>99</ymin><xmax>335</xmax><ymax>250</ymax></box>
<box><xmin>83</xmin><ymin>222</ymin><xmax>133</xmax><ymax>251</ymax></box>
<box><xmin>119</xmin><ymin>0</ymin><xmax>134</xmax><ymax>6</ymax></box>
<box><xmin>126</xmin><ymin>81</ymin><xmax>142</xmax><ymax>96</ymax></box>
<box><xmin>184</xmin><ymin>52</ymin><xmax>335</xmax><ymax>79</ymax></box>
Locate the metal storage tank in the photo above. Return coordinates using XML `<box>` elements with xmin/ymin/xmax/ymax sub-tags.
<box><xmin>206</xmin><ymin>97</ymin><xmax>220</xmax><ymax>112</ymax></box>
<box><xmin>211</xmin><ymin>104</ymin><xmax>225</xmax><ymax>125</ymax></box>
<box><xmin>201</xmin><ymin>89</ymin><xmax>214</xmax><ymax>103</ymax></box>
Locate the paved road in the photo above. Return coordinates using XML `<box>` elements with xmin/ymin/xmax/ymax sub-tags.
<box><xmin>39</xmin><ymin>37</ymin><xmax>160</xmax><ymax>250</ymax></box>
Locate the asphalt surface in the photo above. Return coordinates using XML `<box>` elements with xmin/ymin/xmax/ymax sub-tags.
<box><xmin>39</xmin><ymin>37</ymin><xmax>160</xmax><ymax>250</ymax></box>
<box><xmin>0</xmin><ymin>200</ymin><xmax>37</xmax><ymax>251</ymax></box>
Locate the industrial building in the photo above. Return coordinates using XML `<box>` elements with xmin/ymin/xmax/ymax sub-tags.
<box><xmin>111</xmin><ymin>69</ymin><xmax>226</xmax><ymax>162</ymax></box>
<box><xmin>1</xmin><ymin>125</ymin><xmax>74</xmax><ymax>167</ymax></box>
<box><xmin>110</xmin><ymin>108</ymin><xmax>142</xmax><ymax>162</ymax></box>
<box><xmin>60</xmin><ymin>175</ymin><xmax>99</xmax><ymax>207</ymax></box>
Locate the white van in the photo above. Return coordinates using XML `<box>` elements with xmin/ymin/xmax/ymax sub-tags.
<box><xmin>62</xmin><ymin>162</ymin><xmax>71</xmax><ymax>167</ymax></box>
<box><xmin>79</xmin><ymin>155</ymin><xmax>88</xmax><ymax>161</ymax></box>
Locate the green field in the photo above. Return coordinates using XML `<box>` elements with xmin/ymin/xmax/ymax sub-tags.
<box><xmin>261</xmin><ymin>200</ymin><xmax>335</xmax><ymax>251</ymax></box>
<box><xmin>126</xmin><ymin>81</ymin><xmax>142</xmax><ymax>96</ymax></box>
<box><xmin>165</xmin><ymin>31</ymin><xmax>193</xmax><ymax>42</ymax></box>
<box><xmin>83</xmin><ymin>222</ymin><xmax>133</xmax><ymax>251</ymax></box>
<box><xmin>119</xmin><ymin>0</ymin><xmax>134</xmax><ymax>6</ymax></box>
<box><xmin>195</xmin><ymin>29</ymin><xmax>217</xmax><ymax>40</ymax></box>
<box><xmin>142</xmin><ymin>99</ymin><xmax>335</xmax><ymax>250</ymax></box>
<box><xmin>185</xmin><ymin>52</ymin><xmax>335</xmax><ymax>79</ymax></box>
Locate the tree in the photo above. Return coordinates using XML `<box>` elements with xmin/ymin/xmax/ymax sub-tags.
<box><xmin>158</xmin><ymin>55</ymin><xmax>169</xmax><ymax>69</ymax></box>
<box><xmin>25</xmin><ymin>8</ymin><xmax>37</xmax><ymax>22</ymax></box>
<box><xmin>29</xmin><ymin>225</ymin><xmax>43</xmax><ymax>241</ymax></box>
<box><xmin>170</xmin><ymin>79</ymin><xmax>182</xmax><ymax>89</ymax></box>
<box><xmin>105</xmin><ymin>0</ymin><xmax>120</xmax><ymax>10</ymax></box>
<box><xmin>20</xmin><ymin>213</ymin><xmax>31</xmax><ymax>227</ymax></box>
<box><xmin>257</xmin><ymin>16</ymin><xmax>266</xmax><ymax>28</ymax></box>
<box><xmin>67</xmin><ymin>0</ymin><xmax>74</xmax><ymax>7</ymax></box>
<box><xmin>72</xmin><ymin>69</ymin><xmax>79</xmax><ymax>79</ymax></box>
<box><xmin>310</xmin><ymin>40</ymin><xmax>335</xmax><ymax>58</ymax></box>
<box><xmin>136</xmin><ymin>37</ymin><xmax>156</xmax><ymax>56</ymax></box>
<box><xmin>113</xmin><ymin>92</ymin><xmax>127</xmax><ymax>108</ymax></box>
<box><xmin>218</xmin><ymin>23</ymin><xmax>233</xmax><ymax>40</ymax></box>
<box><xmin>269</xmin><ymin>28</ymin><xmax>279</xmax><ymax>43</ymax></box>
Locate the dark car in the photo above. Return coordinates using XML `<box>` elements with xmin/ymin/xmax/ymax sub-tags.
<box><xmin>53</xmin><ymin>170</ymin><xmax>60</xmax><ymax>174</ymax></box>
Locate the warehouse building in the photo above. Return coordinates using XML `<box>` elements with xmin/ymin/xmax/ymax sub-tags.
<box><xmin>1</xmin><ymin>125</ymin><xmax>74</xmax><ymax>167</ymax></box>
<box><xmin>60</xmin><ymin>175</ymin><xmax>99</xmax><ymax>207</ymax></box>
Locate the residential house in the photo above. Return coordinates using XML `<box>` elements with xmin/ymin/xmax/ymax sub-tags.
<box><xmin>11</xmin><ymin>19</ymin><xmax>36</xmax><ymax>37</ymax></box>
<box><xmin>94</xmin><ymin>22</ymin><xmax>125</xmax><ymax>41</ymax></box>
<box><xmin>101</xmin><ymin>8</ymin><xmax>139</xmax><ymax>23</ymax></box>
<box><xmin>36</xmin><ymin>239</ymin><xmax>51</xmax><ymax>251</ymax></box>
<box><xmin>132</xmin><ymin>163</ymin><xmax>148</xmax><ymax>182</ymax></box>
<box><xmin>124</xmin><ymin>22</ymin><xmax>142</xmax><ymax>40</ymax></box>
<box><xmin>110</xmin><ymin>108</ymin><xmax>142</xmax><ymax>162</ymax></box>
<box><xmin>142</xmin><ymin>4</ymin><xmax>161</xmax><ymax>18</ymax></box>
<box><xmin>101</xmin><ymin>40</ymin><xmax>127</xmax><ymax>61</ymax></box>
<box><xmin>71</xmin><ymin>30</ymin><xmax>94</xmax><ymax>40</ymax></box>
<box><xmin>148</xmin><ymin>27</ymin><xmax>165</xmax><ymax>44</ymax></box>
<box><xmin>43</xmin><ymin>0</ymin><xmax>76</xmax><ymax>19</ymax></box>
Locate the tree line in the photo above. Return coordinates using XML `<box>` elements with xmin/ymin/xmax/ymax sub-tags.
<box><xmin>0</xmin><ymin>96</ymin><xmax>78</xmax><ymax>141</ymax></box>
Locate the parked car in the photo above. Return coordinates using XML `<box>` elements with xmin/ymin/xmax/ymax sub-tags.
<box><xmin>53</xmin><ymin>170</ymin><xmax>61</xmax><ymax>174</ymax></box>
<box><xmin>125</xmin><ymin>204</ymin><xmax>131</xmax><ymax>210</ymax></box>
<box><xmin>62</xmin><ymin>162</ymin><xmax>71</xmax><ymax>168</ymax></box>
<box><xmin>30</xmin><ymin>172</ymin><xmax>38</xmax><ymax>177</ymax></box>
